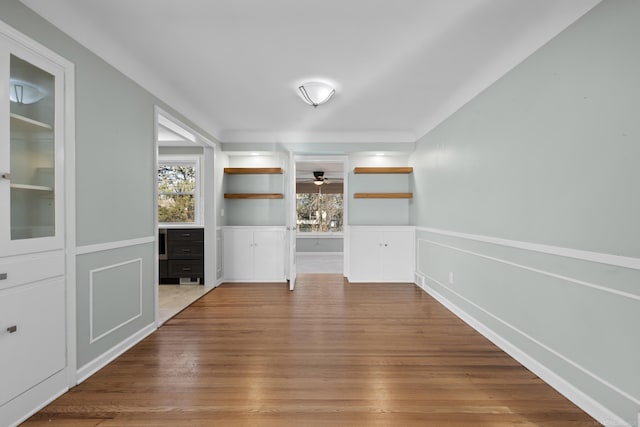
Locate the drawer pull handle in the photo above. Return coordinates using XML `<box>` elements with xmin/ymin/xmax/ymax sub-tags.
<box><xmin>7</xmin><ymin>325</ymin><xmax>17</xmax><ymax>334</ymax></box>
<box><xmin>182</xmin><ymin>233</ymin><xmax>191</xmax><ymax>237</ymax></box>
<box><xmin>182</xmin><ymin>249</ymin><xmax>191</xmax><ymax>252</ymax></box>
<box><xmin>0</xmin><ymin>273</ymin><xmax>7</xmax><ymax>280</ymax></box>
<box><xmin>182</xmin><ymin>267</ymin><xmax>192</xmax><ymax>271</ymax></box>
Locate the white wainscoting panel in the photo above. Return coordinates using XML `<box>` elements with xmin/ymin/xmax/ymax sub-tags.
<box><xmin>89</xmin><ymin>258</ymin><xmax>143</xmax><ymax>344</ymax></box>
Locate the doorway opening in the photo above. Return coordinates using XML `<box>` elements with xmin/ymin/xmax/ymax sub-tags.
<box><xmin>295</xmin><ymin>157</ymin><xmax>346</xmax><ymax>275</ymax></box>
<box><xmin>154</xmin><ymin>108</ymin><xmax>217</xmax><ymax>324</ymax></box>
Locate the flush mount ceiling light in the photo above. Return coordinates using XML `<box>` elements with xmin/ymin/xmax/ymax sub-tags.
<box><xmin>298</xmin><ymin>81</ymin><xmax>335</xmax><ymax>107</ymax></box>
<box><xmin>9</xmin><ymin>79</ymin><xmax>45</xmax><ymax>105</ymax></box>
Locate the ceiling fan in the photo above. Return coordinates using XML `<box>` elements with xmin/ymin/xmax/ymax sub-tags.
<box><xmin>312</xmin><ymin>171</ymin><xmax>331</xmax><ymax>186</ymax></box>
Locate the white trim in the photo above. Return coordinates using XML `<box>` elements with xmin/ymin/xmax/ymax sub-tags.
<box><xmin>296</xmin><ymin>251</ymin><xmax>343</xmax><ymax>256</ymax></box>
<box><xmin>62</xmin><ymin>43</ymin><xmax>77</xmax><ymax>389</ymax></box>
<box><xmin>221</xmin><ymin>129</ymin><xmax>416</xmax><ymax>144</ymax></box>
<box><xmin>76</xmin><ymin>322</ymin><xmax>156</xmax><ymax>384</ymax></box>
<box><xmin>155</xmin><ymin>107</ymin><xmax>217</xmax><ymax>149</ymax></box>
<box><xmin>415</xmin><ymin>272</ymin><xmax>632</xmax><ymax>427</ymax></box>
<box><xmin>154</xmin><ymin>106</ymin><xmax>218</xmax><ymax>324</ymax></box>
<box><xmin>351</xmin><ymin>225</ymin><xmax>416</xmax><ymax>232</ymax></box>
<box><xmin>222</xmin><ymin>226</ymin><xmax>287</xmax><ymax>231</ymax></box>
<box><xmin>153</xmin><ymin>108</ymin><xmax>160</xmax><ymax>328</ymax></box>
<box><xmin>76</xmin><ymin>236</ymin><xmax>155</xmax><ymax>255</ymax></box>
<box><xmin>417</xmin><ymin>227</ymin><xmax>640</xmax><ymax>271</ymax></box>
<box><xmin>0</xmin><ymin>20</ymin><xmax>74</xmax><ymax>69</ymax></box>
<box><xmin>417</xmin><ymin>238</ymin><xmax>640</xmax><ymax>302</ymax></box>
<box><xmin>203</xmin><ymin>145</ymin><xmax>217</xmax><ymax>288</ymax></box>
<box><xmin>89</xmin><ymin>259</ymin><xmax>143</xmax><ymax>344</ymax></box>
<box><xmin>296</xmin><ymin>233</ymin><xmax>344</xmax><ymax>239</ymax></box>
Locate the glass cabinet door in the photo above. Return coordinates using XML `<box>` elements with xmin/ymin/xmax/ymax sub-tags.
<box><xmin>8</xmin><ymin>54</ymin><xmax>56</xmax><ymax>240</ymax></box>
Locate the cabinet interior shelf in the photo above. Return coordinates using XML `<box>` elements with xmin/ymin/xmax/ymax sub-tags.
<box><xmin>354</xmin><ymin>193</ymin><xmax>413</xmax><ymax>199</ymax></box>
<box><xmin>10</xmin><ymin>183</ymin><xmax>54</xmax><ymax>191</ymax></box>
<box><xmin>353</xmin><ymin>167</ymin><xmax>413</xmax><ymax>174</ymax></box>
<box><xmin>224</xmin><ymin>193</ymin><xmax>284</xmax><ymax>199</ymax></box>
<box><xmin>224</xmin><ymin>167</ymin><xmax>283</xmax><ymax>174</ymax></box>
<box><xmin>10</xmin><ymin>113</ymin><xmax>53</xmax><ymax>131</ymax></box>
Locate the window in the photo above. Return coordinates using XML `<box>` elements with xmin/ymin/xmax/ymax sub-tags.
<box><xmin>296</xmin><ymin>191</ymin><xmax>343</xmax><ymax>232</ymax></box>
<box><xmin>158</xmin><ymin>157</ymin><xmax>201</xmax><ymax>224</ymax></box>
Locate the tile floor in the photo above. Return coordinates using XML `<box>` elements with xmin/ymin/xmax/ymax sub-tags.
<box><xmin>158</xmin><ymin>284</ymin><xmax>216</xmax><ymax>324</ymax></box>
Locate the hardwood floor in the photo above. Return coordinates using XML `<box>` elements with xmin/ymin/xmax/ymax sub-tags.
<box><xmin>24</xmin><ymin>274</ymin><xmax>600</xmax><ymax>426</ymax></box>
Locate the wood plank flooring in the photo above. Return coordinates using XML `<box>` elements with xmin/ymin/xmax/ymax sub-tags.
<box><xmin>24</xmin><ymin>274</ymin><xmax>600</xmax><ymax>426</ymax></box>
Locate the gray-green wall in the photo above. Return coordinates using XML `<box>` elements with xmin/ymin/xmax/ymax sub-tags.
<box><xmin>411</xmin><ymin>1</ymin><xmax>639</xmax><ymax>425</ymax></box>
<box><xmin>0</xmin><ymin>0</ymin><xmax>219</xmax><ymax>369</ymax></box>
<box><xmin>348</xmin><ymin>154</ymin><xmax>413</xmax><ymax>226</ymax></box>
<box><xmin>223</xmin><ymin>154</ymin><xmax>287</xmax><ymax>226</ymax></box>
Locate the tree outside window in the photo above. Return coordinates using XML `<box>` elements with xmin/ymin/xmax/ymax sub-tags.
<box><xmin>158</xmin><ymin>162</ymin><xmax>199</xmax><ymax>224</ymax></box>
<box><xmin>296</xmin><ymin>192</ymin><xmax>343</xmax><ymax>232</ymax></box>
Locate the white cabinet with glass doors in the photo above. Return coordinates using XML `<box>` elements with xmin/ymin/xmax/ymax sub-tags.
<box><xmin>0</xmin><ymin>24</ymin><xmax>72</xmax><ymax>426</ymax></box>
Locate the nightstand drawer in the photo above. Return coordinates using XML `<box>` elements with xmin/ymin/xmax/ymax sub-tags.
<box><xmin>168</xmin><ymin>240</ymin><xmax>204</xmax><ymax>259</ymax></box>
<box><xmin>168</xmin><ymin>259</ymin><xmax>204</xmax><ymax>277</ymax></box>
<box><xmin>168</xmin><ymin>228</ymin><xmax>203</xmax><ymax>241</ymax></box>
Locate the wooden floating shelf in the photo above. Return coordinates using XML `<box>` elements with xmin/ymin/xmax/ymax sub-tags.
<box><xmin>224</xmin><ymin>193</ymin><xmax>284</xmax><ymax>199</ymax></box>
<box><xmin>353</xmin><ymin>167</ymin><xmax>413</xmax><ymax>174</ymax></box>
<box><xmin>224</xmin><ymin>168</ymin><xmax>283</xmax><ymax>174</ymax></box>
<box><xmin>354</xmin><ymin>193</ymin><xmax>413</xmax><ymax>199</ymax></box>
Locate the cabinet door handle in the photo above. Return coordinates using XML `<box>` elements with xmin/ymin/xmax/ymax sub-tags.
<box><xmin>0</xmin><ymin>273</ymin><xmax>7</xmax><ymax>280</ymax></box>
<box><xmin>7</xmin><ymin>325</ymin><xmax>17</xmax><ymax>333</ymax></box>
<box><xmin>1</xmin><ymin>172</ymin><xmax>10</xmax><ymax>180</ymax></box>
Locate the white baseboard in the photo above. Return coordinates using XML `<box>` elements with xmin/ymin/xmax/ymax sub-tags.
<box><xmin>76</xmin><ymin>322</ymin><xmax>157</xmax><ymax>384</ymax></box>
<box><xmin>414</xmin><ymin>273</ymin><xmax>630</xmax><ymax>427</ymax></box>
<box><xmin>222</xmin><ymin>278</ymin><xmax>287</xmax><ymax>283</ymax></box>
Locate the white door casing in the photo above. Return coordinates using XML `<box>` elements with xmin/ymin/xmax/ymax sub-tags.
<box><xmin>288</xmin><ymin>152</ymin><xmax>297</xmax><ymax>290</ymax></box>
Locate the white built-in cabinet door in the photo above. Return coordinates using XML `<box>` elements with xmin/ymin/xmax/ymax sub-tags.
<box><xmin>223</xmin><ymin>228</ymin><xmax>286</xmax><ymax>282</ymax></box>
<box><xmin>349</xmin><ymin>226</ymin><xmax>415</xmax><ymax>283</ymax></box>
<box><xmin>253</xmin><ymin>231</ymin><xmax>285</xmax><ymax>281</ymax></box>
<box><xmin>0</xmin><ymin>30</ymin><xmax>65</xmax><ymax>258</ymax></box>
<box><xmin>223</xmin><ymin>228</ymin><xmax>254</xmax><ymax>281</ymax></box>
<box><xmin>0</xmin><ymin>278</ymin><xmax>66</xmax><ymax>406</ymax></box>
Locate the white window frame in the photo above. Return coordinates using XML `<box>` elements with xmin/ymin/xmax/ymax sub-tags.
<box><xmin>158</xmin><ymin>155</ymin><xmax>203</xmax><ymax>227</ymax></box>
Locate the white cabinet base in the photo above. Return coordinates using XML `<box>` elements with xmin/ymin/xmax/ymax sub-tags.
<box><xmin>348</xmin><ymin>226</ymin><xmax>415</xmax><ymax>283</ymax></box>
<box><xmin>223</xmin><ymin>227</ymin><xmax>286</xmax><ymax>283</ymax></box>
<box><xmin>0</xmin><ymin>370</ymin><xmax>68</xmax><ymax>427</ymax></box>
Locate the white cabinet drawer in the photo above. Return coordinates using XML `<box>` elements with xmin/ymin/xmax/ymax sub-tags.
<box><xmin>0</xmin><ymin>278</ymin><xmax>66</xmax><ymax>406</ymax></box>
<box><xmin>0</xmin><ymin>251</ymin><xmax>64</xmax><ymax>291</ymax></box>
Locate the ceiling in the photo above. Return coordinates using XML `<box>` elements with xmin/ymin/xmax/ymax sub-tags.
<box><xmin>22</xmin><ymin>0</ymin><xmax>600</xmax><ymax>144</ymax></box>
